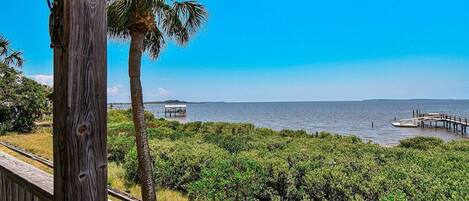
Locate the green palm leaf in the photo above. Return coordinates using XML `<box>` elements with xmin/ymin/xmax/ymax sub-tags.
<box><xmin>107</xmin><ymin>0</ymin><xmax>208</xmax><ymax>59</ymax></box>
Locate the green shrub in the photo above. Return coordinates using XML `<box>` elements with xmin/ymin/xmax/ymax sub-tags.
<box><xmin>0</xmin><ymin>64</ymin><xmax>51</xmax><ymax>132</ymax></box>
<box><xmin>187</xmin><ymin>156</ymin><xmax>268</xmax><ymax>200</ymax></box>
<box><xmin>398</xmin><ymin>137</ymin><xmax>444</xmax><ymax>150</ymax></box>
<box><xmin>200</xmin><ymin>122</ymin><xmax>255</xmax><ymax>135</ymax></box>
<box><xmin>108</xmin><ymin>109</ymin><xmax>155</xmax><ymax>124</ymax></box>
<box><xmin>144</xmin><ymin>110</ymin><xmax>156</xmax><ymax>121</ymax></box>
<box><xmin>108</xmin><ymin>134</ymin><xmax>135</xmax><ymax>163</ymax></box>
<box><xmin>381</xmin><ymin>191</ymin><xmax>408</xmax><ymax>201</ymax></box>
<box><xmin>179</xmin><ymin>121</ymin><xmax>202</xmax><ymax>133</ymax></box>
<box><xmin>445</xmin><ymin>140</ymin><xmax>469</xmax><ymax>152</ymax></box>
<box><xmin>124</xmin><ymin>139</ymin><xmax>230</xmax><ymax>191</ymax></box>
<box><xmin>108</xmin><ymin>109</ymin><xmax>132</xmax><ymax>123</ymax></box>
<box><xmin>0</xmin><ymin>122</ymin><xmax>10</xmax><ymax>135</ymax></box>
<box><xmin>254</xmin><ymin>127</ymin><xmax>277</xmax><ymax>136</ymax></box>
<box><xmin>114</xmin><ymin>116</ymin><xmax>469</xmax><ymax>200</ymax></box>
<box><xmin>279</xmin><ymin>129</ymin><xmax>308</xmax><ymax>137</ymax></box>
<box><xmin>108</xmin><ymin>121</ymin><xmax>134</xmax><ymax>135</ymax></box>
<box><xmin>146</xmin><ymin>127</ymin><xmax>194</xmax><ymax>140</ymax></box>
<box><xmin>317</xmin><ymin>131</ymin><xmax>333</xmax><ymax>138</ymax></box>
<box><xmin>123</xmin><ymin>147</ymin><xmax>139</xmax><ymax>184</ymax></box>
<box><xmin>203</xmin><ymin>133</ymin><xmax>251</xmax><ymax>154</ymax></box>
<box><xmin>148</xmin><ymin>119</ymin><xmax>181</xmax><ymax>129</ymax></box>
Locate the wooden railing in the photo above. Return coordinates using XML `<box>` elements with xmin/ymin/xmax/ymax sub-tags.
<box><xmin>0</xmin><ymin>151</ymin><xmax>53</xmax><ymax>201</ymax></box>
<box><xmin>0</xmin><ymin>142</ymin><xmax>140</xmax><ymax>201</ymax></box>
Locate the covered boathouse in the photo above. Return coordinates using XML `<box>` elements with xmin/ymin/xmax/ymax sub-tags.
<box><xmin>164</xmin><ymin>105</ymin><xmax>187</xmax><ymax>117</ymax></box>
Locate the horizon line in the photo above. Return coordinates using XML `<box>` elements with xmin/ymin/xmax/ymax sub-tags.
<box><xmin>108</xmin><ymin>98</ymin><xmax>469</xmax><ymax>104</ymax></box>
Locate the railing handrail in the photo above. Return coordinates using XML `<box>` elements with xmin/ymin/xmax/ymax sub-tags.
<box><xmin>412</xmin><ymin>113</ymin><xmax>468</xmax><ymax>126</ymax></box>
<box><xmin>0</xmin><ymin>142</ymin><xmax>140</xmax><ymax>201</ymax></box>
<box><xmin>0</xmin><ymin>151</ymin><xmax>53</xmax><ymax>201</ymax></box>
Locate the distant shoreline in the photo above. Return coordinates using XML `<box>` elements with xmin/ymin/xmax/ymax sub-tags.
<box><xmin>108</xmin><ymin>99</ymin><xmax>469</xmax><ymax>105</ymax></box>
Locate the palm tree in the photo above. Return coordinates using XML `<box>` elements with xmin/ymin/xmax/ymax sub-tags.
<box><xmin>0</xmin><ymin>35</ymin><xmax>24</xmax><ymax>67</ymax></box>
<box><xmin>107</xmin><ymin>1</ymin><xmax>208</xmax><ymax>200</ymax></box>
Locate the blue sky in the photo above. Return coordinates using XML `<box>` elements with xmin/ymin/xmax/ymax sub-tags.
<box><xmin>2</xmin><ymin>0</ymin><xmax>469</xmax><ymax>102</ymax></box>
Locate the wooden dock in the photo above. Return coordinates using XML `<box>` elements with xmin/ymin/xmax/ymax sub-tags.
<box><xmin>400</xmin><ymin>110</ymin><xmax>469</xmax><ymax>135</ymax></box>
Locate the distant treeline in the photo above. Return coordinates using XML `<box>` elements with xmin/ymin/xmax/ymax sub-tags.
<box><xmin>109</xmin><ymin>100</ymin><xmax>224</xmax><ymax>105</ymax></box>
<box><xmin>110</xmin><ymin>100</ymin><xmax>194</xmax><ymax>105</ymax></box>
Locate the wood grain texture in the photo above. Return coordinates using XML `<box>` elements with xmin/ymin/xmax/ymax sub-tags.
<box><xmin>0</xmin><ymin>151</ymin><xmax>53</xmax><ymax>201</ymax></box>
<box><xmin>53</xmin><ymin>0</ymin><xmax>108</xmax><ymax>200</ymax></box>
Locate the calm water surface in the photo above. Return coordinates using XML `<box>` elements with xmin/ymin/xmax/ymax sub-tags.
<box><xmin>114</xmin><ymin>100</ymin><xmax>469</xmax><ymax>145</ymax></box>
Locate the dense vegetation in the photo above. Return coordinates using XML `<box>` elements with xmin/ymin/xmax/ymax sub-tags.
<box><xmin>0</xmin><ymin>36</ymin><xmax>51</xmax><ymax>133</ymax></box>
<box><xmin>0</xmin><ymin>65</ymin><xmax>51</xmax><ymax>133</ymax></box>
<box><xmin>108</xmin><ymin>109</ymin><xmax>469</xmax><ymax>201</ymax></box>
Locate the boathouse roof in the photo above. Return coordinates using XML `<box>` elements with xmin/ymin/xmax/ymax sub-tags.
<box><xmin>165</xmin><ymin>105</ymin><xmax>187</xmax><ymax>108</ymax></box>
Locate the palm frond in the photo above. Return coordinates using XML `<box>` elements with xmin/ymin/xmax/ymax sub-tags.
<box><xmin>0</xmin><ymin>35</ymin><xmax>10</xmax><ymax>57</ymax></box>
<box><xmin>107</xmin><ymin>0</ymin><xmax>207</xmax><ymax>58</ymax></box>
<box><xmin>143</xmin><ymin>25</ymin><xmax>165</xmax><ymax>59</ymax></box>
<box><xmin>3</xmin><ymin>51</ymin><xmax>24</xmax><ymax>67</ymax></box>
<box><xmin>107</xmin><ymin>0</ymin><xmax>164</xmax><ymax>38</ymax></box>
<box><xmin>173</xmin><ymin>1</ymin><xmax>208</xmax><ymax>34</ymax></box>
<box><xmin>107</xmin><ymin>0</ymin><xmax>134</xmax><ymax>39</ymax></box>
<box><xmin>161</xmin><ymin>5</ymin><xmax>189</xmax><ymax>45</ymax></box>
<box><xmin>158</xmin><ymin>1</ymin><xmax>207</xmax><ymax>45</ymax></box>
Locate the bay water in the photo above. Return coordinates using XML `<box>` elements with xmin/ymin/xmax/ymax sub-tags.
<box><xmin>114</xmin><ymin>100</ymin><xmax>469</xmax><ymax>145</ymax></box>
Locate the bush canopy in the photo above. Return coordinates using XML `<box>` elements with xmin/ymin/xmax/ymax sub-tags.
<box><xmin>0</xmin><ymin>64</ymin><xmax>51</xmax><ymax>133</ymax></box>
<box><xmin>107</xmin><ymin>109</ymin><xmax>469</xmax><ymax>201</ymax></box>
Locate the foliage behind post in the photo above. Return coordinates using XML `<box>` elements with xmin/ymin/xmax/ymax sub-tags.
<box><xmin>0</xmin><ymin>35</ymin><xmax>51</xmax><ymax>133</ymax></box>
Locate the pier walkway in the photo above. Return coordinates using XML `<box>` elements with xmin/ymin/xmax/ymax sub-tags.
<box><xmin>400</xmin><ymin>110</ymin><xmax>468</xmax><ymax>135</ymax></box>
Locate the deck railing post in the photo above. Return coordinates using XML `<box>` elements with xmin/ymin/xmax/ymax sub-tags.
<box><xmin>52</xmin><ymin>0</ymin><xmax>108</xmax><ymax>200</ymax></box>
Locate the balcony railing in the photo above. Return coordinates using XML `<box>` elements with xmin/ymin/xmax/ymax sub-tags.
<box><xmin>0</xmin><ymin>151</ymin><xmax>53</xmax><ymax>201</ymax></box>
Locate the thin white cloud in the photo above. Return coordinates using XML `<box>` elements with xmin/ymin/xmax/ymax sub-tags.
<box><xmin>157</xmin><ymin>87</ymin><xmax>170</xmax><ymax>97</ymax></box>
<box><xmin>29</xmin><ymin>74</ymin><xmax>53</xmax><ymax>86</ymax></box>
<box><xmin>107</xmin><ymin>85</ymin><xmax>123</xmax><ymax>96</ymax></box>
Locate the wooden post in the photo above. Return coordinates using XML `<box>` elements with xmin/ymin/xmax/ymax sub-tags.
<box><xmin>52</xmin><ymin>0</ymin><xmax>108</xmax><ymax>200</ymax></box>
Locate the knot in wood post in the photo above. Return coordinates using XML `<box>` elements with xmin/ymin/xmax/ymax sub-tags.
<box><xmin>77</xmin><ymin>123</ymin><xmax>91</xmax><ymax>136</ymax></box>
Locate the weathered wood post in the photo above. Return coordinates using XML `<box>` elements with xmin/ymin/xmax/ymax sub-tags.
<box><xmin>52</xmin><ymin>0</ymin><xmax>108</xmax><ymax>200</ymax></box>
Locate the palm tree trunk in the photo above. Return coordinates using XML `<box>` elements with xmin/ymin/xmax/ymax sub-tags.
<box><xmin>128</xmin><ymin>31</ymin><xmax>157</xmax><ymax>201</ymax></box>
